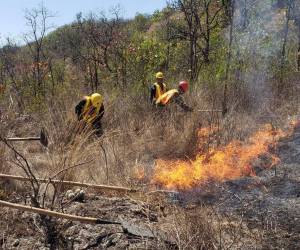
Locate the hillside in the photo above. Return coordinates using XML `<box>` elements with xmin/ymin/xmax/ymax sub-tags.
<box><xmin>1</xmin><ymin>1</ymin><xmax>300</xmax><ymax>249</ymax></box>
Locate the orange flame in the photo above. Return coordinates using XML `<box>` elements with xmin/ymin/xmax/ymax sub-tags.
<box><xmin>152</xmin><ymin>124</ymin><xmax>287</xmax><ymax>190</ymax></box>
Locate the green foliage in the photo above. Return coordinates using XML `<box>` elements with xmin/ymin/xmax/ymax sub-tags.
<box><xmin>0</xmin><ymin>1</ymin><xmax>299</xmax><ymax>111</ymax></box>
<box><xmin>132</xmin><ymin>13</ymin><xmax>151</xmax><ymax>32</ymax></box>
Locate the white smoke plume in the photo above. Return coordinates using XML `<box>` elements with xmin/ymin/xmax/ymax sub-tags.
<box><xmin>231</xmin><ymin>0</ymin><xmax>287</xmax><ymax>106</ymax></box>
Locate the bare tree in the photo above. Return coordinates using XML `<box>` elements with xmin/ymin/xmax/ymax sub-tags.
<box><xmin>159</xmin><ymin>7</ymin><xmax>177</xmax><ymax>72</ymax></box>
<box><xmin>75</xmin><ymin>8</ymin><xmax>126</xmax><ymax>91</ymax></box>
<box><xmin>24</xmin><ymin>4</ymin><xmax>54</xmax><ymax>96</ymax></box>
<box><xmin>170</xmin><ymin>0</ymin><xmax>224</xmax><ymax>81</ymax></box>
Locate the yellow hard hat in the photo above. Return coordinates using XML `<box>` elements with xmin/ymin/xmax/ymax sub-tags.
<box><xmin>155</xmin><ymin>72</ymin><xmax>164</xmax><ymax>79</ymax></box>
<box><xmin>90</xmin><ymin>93</ymin><xmax>103</xmax><ymax>108</ymax></box>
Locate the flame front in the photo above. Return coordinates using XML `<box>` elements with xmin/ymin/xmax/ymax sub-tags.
<box><xmin>152</xmin><ymin>124</ymin><xmax>286</xmax><ymax>190</ymax></box>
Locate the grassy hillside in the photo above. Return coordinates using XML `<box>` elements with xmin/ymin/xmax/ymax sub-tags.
<box><xmin>1</xmin><ymin>0</ymin><xmax>300</xmax><ymax>249</ymax></box>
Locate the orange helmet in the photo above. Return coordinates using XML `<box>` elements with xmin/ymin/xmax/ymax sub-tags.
<box><xmin>179</xmin><ymin>81</ymin><xmax>189</xmax><ymax>93</ymax></box>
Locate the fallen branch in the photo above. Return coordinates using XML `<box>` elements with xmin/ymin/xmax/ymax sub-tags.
<box><xmin>0</xmin><ymin>173</ymin><xmax>138</xmax><ymax>193</ymax></box>
<box><xmin>0</xmin><ymin>199</ymin><xmax>121</xmax><ymax>225</ymax></box>
<box><xmin>196</xmin><ymin>109</ymin><xmax>222</xmax><ymax>112</ymax></box>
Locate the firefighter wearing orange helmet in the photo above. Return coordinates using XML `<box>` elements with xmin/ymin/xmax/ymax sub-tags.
<box><xmin>156</xmin><ymin>81</ymin><xmax>192</xmax><ymax>112</ymax></box>
<box><xmin>75</xmin><ymin>93</ymin><xmax>105</xmax><ymax>135</ymax></box>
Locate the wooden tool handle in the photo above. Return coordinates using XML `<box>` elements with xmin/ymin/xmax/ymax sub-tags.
<box><xmin>5</xmin><ymin>137</ymin><xmax>41</xmax><ymax>141</ymax></box>
<box><xmin>0</xmin><ymin>200</ymin><xmax>121</xmax><ymax>225</ymax></box>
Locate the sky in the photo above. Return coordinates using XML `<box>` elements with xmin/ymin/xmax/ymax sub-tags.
<box><xmin>0</xmin><ymin>0</ymin><xmax>167</xmax><ymax>43</ymax></box>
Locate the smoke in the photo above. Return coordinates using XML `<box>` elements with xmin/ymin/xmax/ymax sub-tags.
<box><xmin>231</xmin><ymin>0</ymin><xmax>286</xmax><ymax>107</ymax></box>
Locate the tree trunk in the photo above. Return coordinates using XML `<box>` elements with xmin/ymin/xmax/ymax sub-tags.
<box><xmin>222</xmin><ymin>0</ymin><xmax>232</xmax><ymax>22</ymax></box>
<box><xmin>93</xmin><ymin>61</ymin><xmax>99</xmax><ymax>91</ymax></box>
<box><xmin>222</xmin><ymin>0</ymin><xmax>235</xmax><ymax>117</ymax></box>
<box><xmin>203</xmin><ymin>36</ymin><xmax>210</xmax><ymax>63</ymax></box>
<box><xmin>189</xmin><ymin>36</ymin><xmax>198</xmax><ymax>81</ymax></box>
<box><xmin>203</xmin><ymin>4</ymin><xmax>210</xmax><ymax>63</ymax></box>
<box><xmin>279</xmin><ymin>2</ymin><xmax>291</xmax><ymax>93</ymax></box>
<box><xmin>298</xmin><ymin>41</ymin><xmax>300</xmax><ymax>72</ymax></box>
<box><xmin>296</xmin><ymin>20</ymin><xmax>300</xmax><ymax>71</ymax></box>
<box><xmin>48</xmin><ymin>62</ymin><xmax>55</xmax><ymax>96</ymax></box>
<box><xmin>121</xmin><ymin>52</ymin><xmax>127</xmax><ymax>89</ymax></box>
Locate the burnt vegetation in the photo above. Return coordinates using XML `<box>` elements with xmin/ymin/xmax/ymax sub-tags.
<box><xmin>1</xmin><ymin>0</ymin><xmax>300</xmax><ymax>249</ymax></box>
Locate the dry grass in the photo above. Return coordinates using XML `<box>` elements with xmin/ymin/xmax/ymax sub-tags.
<box><xmin>157</xmin><ymin>205</ymin><xmax>266</xmax><ymax>250</ymax></box>
<box><xmin>1</xmin><ymin>77</ymin><xmax>298</xmax><ymax>188</ymax></box>
<box><xmin>162</xmin><ymin>206</ymin><xmax>216</xmax><ymax>249</ymax></box>
<box><xmin>14</xmin><ymin>87</ymin><xmax>211</xmax><ymax>188</ymax></box>
<box><xmin>1</xmin><ymin>74</ymin><xmax>300</xmax><ymax>249</ymax></box>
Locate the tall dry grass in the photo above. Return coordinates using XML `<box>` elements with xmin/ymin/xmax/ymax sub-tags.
<box><xmin>0</xmin><ymin>74</ymin><xmax>300</xmax><ymax>249</ymax></box>
<box><xmin>2</xmin><ymin>73</ymin><xmax>299</xmax><ymax>189</ymax></box>
<box><xmin>36</xmin><ymin>88</ymin><xmax>208</xmax><ymax>187</ymax></box>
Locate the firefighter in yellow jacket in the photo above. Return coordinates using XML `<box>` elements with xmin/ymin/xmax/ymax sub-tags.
<box><xmin>75</xmin><ymin>93</ymin><xmax>104</xmax><ymax>135</ymax></box>
<box><xmin>156</xmin><ymin>81</ymin><xmax>192</xmax><ymax>112</ymax></box>
<box><xmin>150</xmin><ymin>72</ymin><xmax>168</xmax><ymax>104</ymax></box>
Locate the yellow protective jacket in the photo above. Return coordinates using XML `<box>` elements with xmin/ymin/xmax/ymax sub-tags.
<box><xmin>75</xmin><ymin>95</ymin><xmax>104</xmax><ymax>124</ymax></box>
<box><xmin>83</xmin><ymin>95</ymin><xmax>102</xmax><ymax>123</ymax></box>
<box><xmin>154</xmin><ymin>83</ymin><xmax>167</xmax><ymax>100</ymax></box>
<box><xmin>155</xmin><ymin>89</ymin><xmax>179</xmax><ymax>106</ymax></box>
<box><xmin>150</xmin><ymin>83</ymin><xmax>167</xmax><ymax>103</ymax></box>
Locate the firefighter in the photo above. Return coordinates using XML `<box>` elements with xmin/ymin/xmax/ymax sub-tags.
<box><xmin>155</xmin><ymin>81</ymin><xmax>192</xmax><ymax>112</ymax></box>
<box><xmin>75</xmin><ymin>93</ymin><xmax>104</xmax><ymax>136</ymax></box>
<box><xmin>150</xmin><ymin>72</ymin><xmax>168</xmax><ymax>104</ymax></box>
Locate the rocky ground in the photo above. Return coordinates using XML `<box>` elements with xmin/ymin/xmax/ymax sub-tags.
<box><xmin>0</xmin><ymin>192</ymin><xmax>176</xmax><ymax>249</ymax></box>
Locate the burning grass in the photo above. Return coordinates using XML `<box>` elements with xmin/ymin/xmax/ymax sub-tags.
<box><xmin>152</xmin><ymin>123</ymin><xmax>292</xmax><ymax>190</ymax></box>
